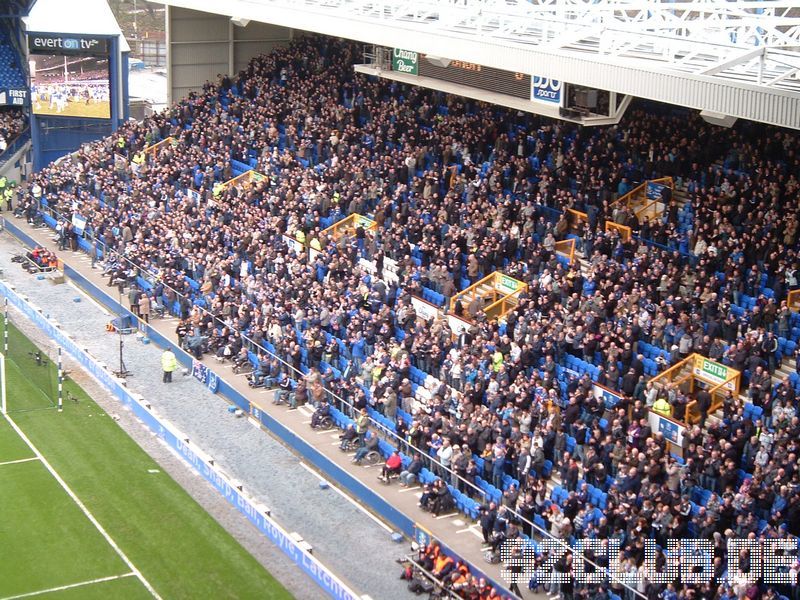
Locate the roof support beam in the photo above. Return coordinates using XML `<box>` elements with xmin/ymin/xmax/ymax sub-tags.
<box><xmin>701</xmin><ymin>47</ymin><xmax>765</xmax><ymax>76</ymax></box>
<box><xmin>161</xmin><ymin>0</ymin><xmax>800</xmax><ymax>129</ymax></box>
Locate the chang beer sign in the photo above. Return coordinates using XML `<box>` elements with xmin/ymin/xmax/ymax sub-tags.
<box><xmin>693</xmin><ymin>355</ymin><xmax>737</xmax><ymax>391</ymax></box>
<box><xmin>495</xmin><ymin>274</ymin><xmax>522</xmax><ymax>296</ymax></box>
<box><xmin>392</xmin><ymin>49</ymin><xmax>419</xmax><ymax>75</ymax></box>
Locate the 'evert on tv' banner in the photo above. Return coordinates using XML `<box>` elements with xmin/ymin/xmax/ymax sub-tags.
<box><xmin>28</xmin><ymin>34</ymin><xmax>108</xmax><ymax>55</ymax></box>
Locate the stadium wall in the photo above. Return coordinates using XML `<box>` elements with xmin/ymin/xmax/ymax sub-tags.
<box><xmin>166</xmin><ymin>6</ymin><xmax>293</xmax><ymax>104</ymax></box>
<box><xmin>31</xmin><ymin>117</ymin><xmax>114</xmax><ymax>168</ymax></box>
<box><xmin>3</xmin><ymin>217</ymin><xmax>513</xmax><ymax>596</ymax></box>
<box><xmin>0</xmin><ymin>265</ymin><xmax>360</xmax><ymax>600</ymax></box>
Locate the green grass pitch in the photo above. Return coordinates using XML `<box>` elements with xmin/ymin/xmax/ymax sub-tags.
<box><xmin>0</xmin><ymin>322</ymin><xmax>292</xmax><ymax>600</ymax></box>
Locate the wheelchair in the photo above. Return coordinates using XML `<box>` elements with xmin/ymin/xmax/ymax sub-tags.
<box><xmin>363</xmin><ymin>449</ymin><xmax>382</xmax><ymax>465</ymax></box>
<box><xmin>247</xmin><ymin>372</ymin><xmax>267</xmax><ymax>388</ymax></box>
<box><xmin>310</xmin><ymin>414</ymin><xmax>334</xmax><ymax>430</ymax></box>
<box><xmin>232</xmin><ymin>358</ymin><xmax>253</xmax><ymax>375</ymax></box>
<box><xmin>339</xmin><ymin>437</ymin><xmax>359</xmax><ymax>452</ymax></box>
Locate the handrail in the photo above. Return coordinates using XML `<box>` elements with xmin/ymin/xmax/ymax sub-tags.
<box><xmin>143</xmin><ymin>136</ymin><xmax>175</xmax><ymax>155</ymax></box>
<box><xmin>33</xmin><ymin>197</ymin><xmax>647</xmax><ymax>598</ymax></box>
<box><xmin>449</xmin><ymin>272</ymin><xmax>496</xmax><ymax>313</ymax></box>
<box><xmin>611</xmin><ymin>178</ymin><xmax>673</xmax><ymax>226</ymax></box>
<box><xmin>634</xmin><ymin>199</ymin><xmax>661</xmax><ymax>221</ymax></box>
<box><xmin>604</xmin><ymin>220</ymin><xmax>632</xmax><ymax>242</ymax></box>
<box><xmin>610</xmin><ymin>180</ymin><xmax>647</xmax><ymax>209</ymax></box>
<box><xmin>788</xmin><ymin>290</ymin><xmax>800</xmax><ymax>313</ymax></box>
<box><xmin>401</xmin><ymin>554</ymin><xmax>461</xmax><ymax>599</ymax></box>
<box><xmin>482</xmin><ymin>286</ymin><xmax>524</xmax><ymax>321</ymax></box>
<box><xmin>554</xmin><ymin>238</ymin><xmax>575</xmax><ymax>265</ymax></box>
<box><xmin>219</xmin><ymin>169</ymin><xmax>267</xmax><ymax>191</ymax></box>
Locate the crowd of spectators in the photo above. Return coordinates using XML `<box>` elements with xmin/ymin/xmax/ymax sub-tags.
<box><xmin>22</xmin><ymin>36</ymin><xmax>800</xmax><ymax>600</ymax></box>
<box><xmin>0</xmin><ymin>106</ymin><xmax>26</xmax><ymax>154</ymax></box>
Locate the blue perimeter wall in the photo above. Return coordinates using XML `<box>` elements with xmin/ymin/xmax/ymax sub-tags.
<box><xmin>2</xmin><ymin>219</ymin><xmax>510</xmax><ymax>595</ymax></box>
<box><xmin>0</xmin><ymin>277</ymin><xmax>359</xmax><ymax>600</ymax></box>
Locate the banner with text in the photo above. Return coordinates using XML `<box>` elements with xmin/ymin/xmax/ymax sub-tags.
<box><xmin>531</xmin><ymin>77</ymin><xmax>563</xmax><ymax>106</ymax></box>
<box><xmin>410</xmin><ymin>296</ymin><xmax>440</xmax><ymax>322</ymax></box>
<box><xmin>392</xmin><ymin>49</ymin><xmax>419</xmax><ymax>75</ymax></box>
<box><xmin>692</xmin><ymin>355</ymin><xmax>737</xmax><ymax>391</ymax></box>
<box><xmin>592</xmin><ymin>383</ymin><xmax>623</xmax><ymax>408</ymax></box>
<box><xmin>648</xmin><ymin>410</ymin><xmax>686</xmax><ymax>447</ymax></box>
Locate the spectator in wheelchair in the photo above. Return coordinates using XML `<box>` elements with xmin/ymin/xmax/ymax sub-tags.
<box><xmin>338</xmin><ymin>423</ymin><xmax>357</xmax><ymax>450</ymax></box>
<box><xmin>248</xmin><ymin>353</ymin><xmax>271</xmax><ymax>387</ymax></box>
<box><xmin>214</xmin><ymin>334</ymin><xmax>241</xmax><ymax>362</ymax></box>
<box><xmin>378</xmin><ymin>449</ymin><xmax>402</xmax><ymax>483</ymax></box>
<box><xmin>351</xmin><ymin>432</ymin><xmax>379</xmax><ymax>464</ymax></box>
<box><xmin>399</xmin><ymin>452</ymin><xmax>423</xmax><ymax>487</ymax></box>
<box><xmin>231</xmin><ymin>347</ymin><xmax>251</xmax><ymax>373</ymax></box>
<box><xmin>310</xmin><ymin>399</ymin><xmax>331</xmax><ymax>429</ymax></box>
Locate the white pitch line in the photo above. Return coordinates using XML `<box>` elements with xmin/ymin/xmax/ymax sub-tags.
<box><xmin>397</xmin><ymin>486</ymin><xmax>421</xmax><ymax>493</ymax></box>
<box><xmin>297</xmin><ymin>462</ymin><xmax>394</xmax><ymax>534</ymax></box>
<box><xmin>0</xmin><ymin>457</ymin><xmax>39</xmax><ymax>467</ymax></box>
<box><xmin>1</xmin><ymin>413</ymin><xmax>162</xmax><ymax>599</ymax></box>
<box><xmin>0</xmin><ymin>573</ymin><xmax>137</xmax><ymax>600</ymax></box>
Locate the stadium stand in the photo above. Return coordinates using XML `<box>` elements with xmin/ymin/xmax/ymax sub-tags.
<box><xmin>17</xmin><ymin>35</ymin><xmax>800</xmax><ymax>600</ymax></box>
<box><xmin>0</xmin><ymin>106</ymin><xmax>26</xmax><ymax>153</ymax></box>
<box><xmin>0</xmin><ymin>21</ymin><xmax>26</xmax><ymax>92</ymax></box>
<box><xmin>0</xmin><ymin>19</ymin><xmax>28</xmax><ymax>161</ymax></box>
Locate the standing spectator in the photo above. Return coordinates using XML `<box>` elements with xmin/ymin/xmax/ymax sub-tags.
<box><xmin>161</xmin><ymin>348</ymin><xmax>178</xmax><ymax>383</ymax></box>
<box><xmin>138</xmin><ymin>294</ymin><xmax>151</xmax><ymax>323</ymax></box>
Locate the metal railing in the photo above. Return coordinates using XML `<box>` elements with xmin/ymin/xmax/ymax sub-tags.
<box><xmin>401</xmin><ymin>554</ymin><xmax>461</xmax><ymax>599</ymax></box>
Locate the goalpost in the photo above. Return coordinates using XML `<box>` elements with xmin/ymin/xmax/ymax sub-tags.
<box><xmin>0</xmin><ymin>296</ymin><xmax>62</xmax><ymax>414</ymax></box>
<box><xmin>1</xmin><ymin>352</ymin><xmax>6</xmax><ymax>415</ymax></box>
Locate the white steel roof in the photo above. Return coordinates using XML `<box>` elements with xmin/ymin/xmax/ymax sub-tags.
<box><xmin>25</xmin><ymin>0</ymin><xmax>131</xmax><ymax>52</ymax></box>
<box><xmin>161</xmin><ymin>0</ymin><xmax>800</xmax><ymax>129</ymax></box>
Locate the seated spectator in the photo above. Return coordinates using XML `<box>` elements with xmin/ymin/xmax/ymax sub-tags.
<box><xmin>338</xmin><ymin>423</ymin><xmax>357</xmax><ymax>449</ymax></box>
<box><xmin>352</xmin><ymin>433</ymin><xmax>378</xmax><ymax>465</ymax></box>
<box><xmin>379</xmin><ymin>450</ymin><xmax>402</xmax><ymax>483</ymax></box>
<box><xmin>399</xmin><ymin>452</ymin><xmax>423</xmax><ymax>487</ymax></box>
<box><xmin>310</xmin><ymin>399</ymin><xmax>330</xmax><ymax>428</ymax></box>
<box><xmin>268</xmin><ymin>368</ymin><xmax>290</xmax><ymax>401</ymax></box>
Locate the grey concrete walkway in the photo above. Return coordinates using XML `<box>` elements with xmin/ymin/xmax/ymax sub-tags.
<box><xmin>4</xmin><ymin>217</ymin><xmax>532</xmax><ymax>598</ymax></box>
<box><xmin>0</xmin><ymin>225</ymin><xmax>416</xmax><ymax>600</ymax></box>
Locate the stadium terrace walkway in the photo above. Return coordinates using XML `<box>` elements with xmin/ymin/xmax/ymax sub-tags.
<box><xmin>11</xmin><ymin>218</ymin><xmax>533</xmax><ymax>599</ymax></box>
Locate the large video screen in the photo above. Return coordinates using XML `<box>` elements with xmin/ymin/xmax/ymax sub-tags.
<box><xmin>30</xmin><ymin>54</ymin><xmax>110</xmax><ymax>119</ymax></box>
